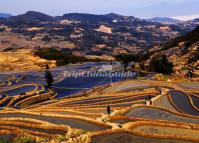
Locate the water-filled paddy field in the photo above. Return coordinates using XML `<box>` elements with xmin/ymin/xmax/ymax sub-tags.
<box><xmin>0</xmin><ymin>63</ymin><xmax>199</xmax><ymax>143</ymax></box>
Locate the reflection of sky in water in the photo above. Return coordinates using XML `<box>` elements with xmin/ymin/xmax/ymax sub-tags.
<box><xmin>169</xmin><ymin>90</ymin><xmax>199</xmax><ymax>116</ymax></box>
<box><xmin>0</xmin><ymin>63</ymin><xmax>130</xmax><ymax>98</ymax></box>
<box><xmin>1</xmin><ymin>85</ymin><xmax>36</xmax><ymax>96</ymax></box>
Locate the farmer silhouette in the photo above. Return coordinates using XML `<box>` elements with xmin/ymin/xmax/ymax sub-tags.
<box><xmin>148</xmin><ymin>95</ymin><xmax>152</xmax><ymax>105</ymax></box>
<box><xmin>107</xmin><ymin>105</ymin><xmax>111</xmax><ymax>115</ymax></box>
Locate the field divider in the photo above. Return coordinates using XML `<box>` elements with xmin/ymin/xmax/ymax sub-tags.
<box><xmin>16</xmin><ymin>90</ymin><xmax>56</xmax><ymax>108</ymax></box>
<box><xmin>0</xmin><ymin>84</ymin><xmax>38</xmax><ymax>93</ymax></box>
<box><xmin>0</xmin><ymin>110</ymin><xmax>112</xmax><ymax>129</ymax></box>
<box><xmin>119</xmin><ymin>105</ymin><xmax>199</xmax><ymax>119</ymax></box>
<box><xmin>90</xmin><ymin>128</ymin><xmax>199</xmax><ymax>142</ymax></box>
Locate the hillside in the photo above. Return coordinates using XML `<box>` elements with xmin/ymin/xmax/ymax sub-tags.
<box><xmin>0</xmin><ymin>11</ymin><xmax>199</xmax><ymax>72</ymax></box>
<box><xmin>0</xmin><ymin>13</ymin><xmax>12</xmax><ymax>18</ymax></box>
<box><xmin>0</xmin><ymin>49</ymin><xmax>56</xmax><ymax>72</ymax></box>
<box><xmin>146</xmin><ymin>17</ymin><xmax>181</xmax><ymax>24</ymax></box>
<box><xmin>0</xmin><ymin>11</ymin><xmax>195</xmax><ymax>57</ymax></box>
<box><xmin>3</xmin><ymin>11</ymin><xmax>55</xmax><ymax>26</ymax></box>
<box><xmin>147</xmin><ymin>26</ymin><xmax>199</xmax><ymax>76</ymax></box>
<box><xmin>193</xmin><ymin>18</ymin><xmax>199</xmax><ymax>22</ymax></box>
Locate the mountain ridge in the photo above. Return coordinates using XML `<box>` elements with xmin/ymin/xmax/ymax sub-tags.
<box><xmin>0</xmin><ymin>11</ymin><xmax>198</xmax><ymax>58</ymax></box>
<box><xmin>146</xmin><ymin>17</ymin><xmax>181</xmax><ymax>24</ymax></box>
<box><xmin>3</xmin><ymin>11</ymin><xmax>55</xmax><ymax>25</ymax></box>
<box><xmin>0</xmin><ymin>13</ymin><xmax>12</xmax><ymax>18</ymax></box>
<box><xmin>147</xmin><ymin>26</ymin><xmax>199</xmax><ymax>74</ymax></box>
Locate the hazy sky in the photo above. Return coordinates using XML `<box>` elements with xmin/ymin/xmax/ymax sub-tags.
<box><xmin>1</xmin><ymin>0</ymin><xmax>199</xmax><ymax>20</ymax></box>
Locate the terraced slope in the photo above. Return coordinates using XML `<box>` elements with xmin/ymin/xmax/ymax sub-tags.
<box><xmin>125</xmin><ymin>106</ymin><xmax>199</xmax><ymax>125</ymax></box>
<box><xmin>152</xmin><ymin>94</ymin><xmax>178</xmax><ymax>112</ymax></box>
<box><xmin>0</xmin><ymin>134</ymin><xmax>16</xmax><ymax>142</ymax></box>
<box><xmin>168</xmin><ymin>90</ymin><xmax>199</xmax><ymax>116</ymax></box>
<box><xmin>0</xmin><ymin>78</ymin><xmax>199</xmax><ymax>143</ymax></box>
<box><xmin>92</xmin><ymin>132</ymin><xmax>196</xmax><ymax>143</ymax></box>
<box><xmin>0</xmin><ymin>112</ymin><xmax>110</xmax><ymax>131</ymax></box>
<box><xmin>0</xmin><ymin>85</ymin><xmax>37</xmax><ymax>96</ymax></box>
<box><xmin>189</xmin><ymin>94</ymin><xmax>199</xmax><ymax>109</ymax></box>
<box><xmin>133</xmin><ymin>125</ymin><xmax>199</xmax><ymax>140</ymax></box>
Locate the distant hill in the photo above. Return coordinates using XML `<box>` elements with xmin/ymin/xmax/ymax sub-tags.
<box><xmin>58</xmin><ymin>13</ymin><xmax>138</xmax><ymax>24</ymax></box>
<box><xmin>146</xmin><ymin>17</ymin><xmax>181</xmax><ymax>24</ymax></box>
<box><xmin>3</xmin><ymin>11</ymin><xmax>55</xmax><ymax>25</ymax></box>
<box><xmin>0</xmin><ymin>13</ymin><xmax>12</xmax><ymax>18</ymax></box>
<box><xmin>60</xmin><ymin>13</ymin><xmax>112</xmax><ymax>23</ymax></box>
<box><xmin>0</xmin><ymin>11</ymin><xmax>198</xmax><ymax>57</ymax></box>
<box><xmin>193</xmin><ymin>18</ymin><xmax>199</xmax><ymax>22</ymax></box>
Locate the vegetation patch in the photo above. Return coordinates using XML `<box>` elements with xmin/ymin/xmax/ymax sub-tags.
<box><xmin>34</xmin><ymin>47</ymin><xmax>102</xmax><ymax>66</ymax></box>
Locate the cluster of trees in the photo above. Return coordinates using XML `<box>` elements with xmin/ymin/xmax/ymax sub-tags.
<box><xmin>3</xmin><ymin>47</ymin><xmax>15</xmax><ymax>52</ymax></box>
<box><xmin>0</xmin><ymin>27</ymin><xmax>5</xmax><ymax>32</ymax></box>
<box><xmin>36</xmin><ymin>47</ymin><xmax>174</xmax><ymax>75</ymax></box>
<box><xmin>42</xmin><ymin>35</ymin><xmax>52</xmax><ymax>42</ymax></box>
<box><xmin>115</xmin><ymin>54</ymin><xmax>137</xmax><ymax>71</ymax></box>
<box><xmin>115</xmin><ymin>52</ymin><xmax>173</xmax><ymax>75</ymax></box>
<box><xmin>155</xmin><ymin>26</ymin><xmax>199</xmax><ymax>54</ymax></box>
<box><xmin>188</xmin><ymin>51</ymin><xmax>199</xmax><ymax>64</ymax></box>
<box><xmin>115</xmin><ymin>51</ymin><xmax>150</xmax><ymax>71</ymax></box>
<box><xmin>149</xmin><ymin>55</ymin><xmax>173</xmax><ymax>74</ymax></box>
<box><xmin>34</xmin><ymin>47</ymin><xmax>101</xmax><ymax>66</ymax></box>
<box><xmin>34</xmin><ymin>48</ymin><xmax>63</xmax><ymax>61</ymax></box>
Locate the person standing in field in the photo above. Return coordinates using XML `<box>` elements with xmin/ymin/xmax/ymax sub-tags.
<box><xmin>107</xmin><ymin>105</ymin><xmax>111</xmax><ymax>115</ymax></box>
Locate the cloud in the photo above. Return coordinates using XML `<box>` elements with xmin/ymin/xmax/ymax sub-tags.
<box><xmin>131</xmin><ymin>0</ymin><xmax>199</xmax><ymax>18</ymax></box>
<box><xmin>172</xmin><ymin>14</ymin><xmax>199</xmax><ymax>21</ymax></box>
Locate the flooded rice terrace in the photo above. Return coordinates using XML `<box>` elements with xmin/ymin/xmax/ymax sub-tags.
<box><xmin>0</xmin><ymin>62</ymin><xmax>134</xmax><ymax>107</ymax></box>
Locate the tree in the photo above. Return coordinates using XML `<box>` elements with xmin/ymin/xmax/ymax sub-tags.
<box><xmin>115</xmin><ymin>54</ymin><xmax>136</xmax><ymax>72</ymax></box>
<box><xmin>42</xmin><ymin>35</ymin><xmax>51</xmax><ymax>42</ymax></box>
<box><xmin>188</xmin><ymin>70</ymin><xmax>193</xmax><ymax>79</ymax></box>
<box><xmin>45</xmin><ymin>65</ymin><xmax>54</xmax><ymax>89</ymax></box>
<box><xmin>149</xmin><ymin>55</ymin><xmax>173</xmax><ymax>74</ymax></box>
<box><xmin>35</xmin><ymin>48</ymin><xmax>63</xmax><ymax>60</ymax></box>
